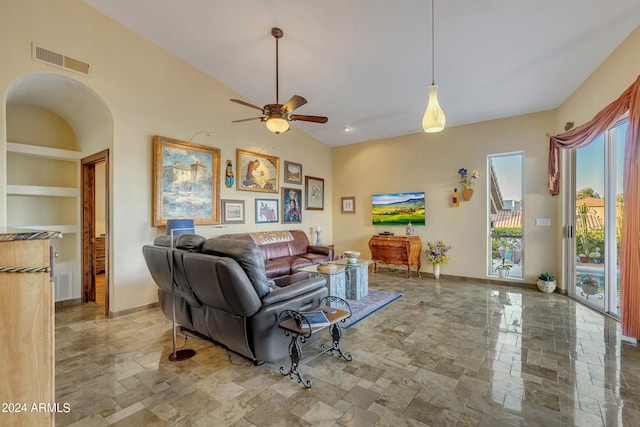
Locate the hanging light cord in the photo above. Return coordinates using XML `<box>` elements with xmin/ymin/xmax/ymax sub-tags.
<box><xmin>275</xmin><ymin>33</ymin><xmax>279</xmax><ymax>105</ymax></box>
<box><xmin>431</xmin><ymin>0</ymin><xmax>435</xmax><ymax>86</ymax></box>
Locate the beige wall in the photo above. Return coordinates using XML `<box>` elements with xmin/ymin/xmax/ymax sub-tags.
<box><xmin>0</xmin><ymin>0</ymin><xmax>332</xmax><ymax>313</ymax></box>
<box><xmin>1</xmin><ymin>1</ymin><xmax>638</xmax><ymax>310</ymax></box>
<box><xmin>332</xmin><ymin>24</ymin><xmax>640</xmax><ymax>290</ymax></box>
<box><xmin>332</xmin><ymin>111</ymin><xmax>558</xmax><ymax>284</ymax></box>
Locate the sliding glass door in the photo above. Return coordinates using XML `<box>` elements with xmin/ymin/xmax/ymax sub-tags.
<box><xmin>570</xmin><ymin>119</ymin><xmax>626</xmax><ymax>316</ymax></box>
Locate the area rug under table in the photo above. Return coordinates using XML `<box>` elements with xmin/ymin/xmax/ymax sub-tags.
<box><xmin>341</xmin><ymin>289</ymin><xmax>403</xmax><ymax>329</ymax></box>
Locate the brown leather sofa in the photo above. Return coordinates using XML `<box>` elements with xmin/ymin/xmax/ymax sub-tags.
<box><xmin>217</xmin><ymin>230</ymin><xmax>333</xmax><ymax>287</ymax></box>
<box><xmin>142</xmin><ymin>234</ymin><xmax>328</xmax><ymax>363</ymax></box>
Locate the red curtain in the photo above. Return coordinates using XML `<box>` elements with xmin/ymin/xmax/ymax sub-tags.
<box><xmin>548</xmin><ymin>75</ymin><xmax>640</xmax><ymax>338</ymax></box>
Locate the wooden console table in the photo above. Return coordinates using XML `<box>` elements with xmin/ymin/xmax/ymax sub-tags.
<box><xmin>368</xmin><ymin>235</ymin><xmax>422</xmax><ymax>277</ymax></box>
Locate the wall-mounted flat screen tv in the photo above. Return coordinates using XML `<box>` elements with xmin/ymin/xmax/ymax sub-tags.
<box><xmin>372</xmin><ymin>192</ymin><xmax>425</xmax><ymax>226</ymax></box>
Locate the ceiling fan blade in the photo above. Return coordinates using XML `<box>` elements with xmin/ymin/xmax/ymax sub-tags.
<box><xmin>290</xmin><ymin>114</ymin><xmax>328</xmax><ymax>124</ymax></box>
<box><xmin>230</xmin><ymin>99</ymin><xmax>265</xmax><ymax>112</ymax></box>
<box><xmin>232</xmin><ymin>117</ymin><xmax>263</xmax><ymax>123</ymax></box>
<box><xmin>281</xmin><ymin>95</ymin><xmax>307</xmax><ymax>114</ymax></box>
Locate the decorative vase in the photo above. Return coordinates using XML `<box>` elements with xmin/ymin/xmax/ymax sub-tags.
<box><xmin>433</xmin><ymin>263</ymin><xmax>440</xmax><ymax>279</ymax></box>
<box><xmin>537</xmin><ymin>279</ymin><xmax>556</xmax><ymax>293</ymax></box>
<box><xmin>462</xmin><ymin>187</ymin><xmax>474</xmax><ymax>201</ymax></box>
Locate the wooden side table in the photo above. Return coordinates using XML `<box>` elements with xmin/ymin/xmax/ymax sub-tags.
<box><xmin>278</xmin><ymin>296</ymin><xmax>352</xmax><ymax>389</ymax></box>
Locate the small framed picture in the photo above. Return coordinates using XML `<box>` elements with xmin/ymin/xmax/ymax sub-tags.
<box><xmin>305</xmin><ymin>176</ymin><xmax>324</xmax><ymax>210</ymax></box>
<box><xmin>255</xmin><ymin>199</ymin><xmax>279</xmax><ymax>223</ymax></box>
<box><xmin>284</xmin><ymin>161</ymin><xmax>302</xmax><ymax>184</ymax></box>
<box><xmin>221</xmin><ymin>199</ymin><xmax>245</xmax><ymax>224</ymax></box>
<box><xmin>282</xmin><ymin>187</ymin><xmax>302</xmax><ymax>223</ymax></box>
<box><xmin>341</xmin><ymin>196</ymin><xmax>355</xmax><ymax>213</ymax></box>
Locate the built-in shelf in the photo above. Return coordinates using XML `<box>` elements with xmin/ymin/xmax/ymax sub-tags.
<box><xmin>7</xmin><ymin>185</ymin><xmax>80</xmax><ymax>198</ymax></box>
<box><xmin>7</xmin><ymin>141</ymin><xmax>82</xmax><ymax>160</ymax></box>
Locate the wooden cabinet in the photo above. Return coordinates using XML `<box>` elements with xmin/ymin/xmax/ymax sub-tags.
<box><xmin>0</xmin><ymin>230</ymin><xmax>60</xmax><ymax>427</ymax></box>
<box><xmin>368</xmin><ymin>235</ymin><xmax>422</xmax><ymax>277</ymax></box>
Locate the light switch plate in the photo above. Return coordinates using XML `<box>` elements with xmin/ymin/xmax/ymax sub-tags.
<box><xmin>536</xmin><ymin>218</ymin><xmax>551</xmax><ymax>226</ymax></box>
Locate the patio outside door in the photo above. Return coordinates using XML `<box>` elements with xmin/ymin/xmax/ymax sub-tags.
<box><xmin>569</xmin><ymin>119</ymin><xmax>626</xmax><ymax>317</ymax></box>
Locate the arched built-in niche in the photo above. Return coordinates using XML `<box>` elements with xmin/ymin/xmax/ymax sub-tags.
<box><xmin>5</xmin><ymin>73</ymin><xmax>112</xmax><ymax>309</ymax></box>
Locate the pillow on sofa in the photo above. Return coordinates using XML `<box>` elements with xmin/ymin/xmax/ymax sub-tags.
<box><xmin>202</xmin><ymin>238</ymin><xmax>271</xmax><ymax>297</ymax></box>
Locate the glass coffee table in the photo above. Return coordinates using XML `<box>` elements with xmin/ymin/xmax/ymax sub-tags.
<box><xmin>296</xmin><ymin>263</ymin><xmax>352</xmax><ymax>300</ymax></box>
<box><xmin>332</xmin><ymin>258</ymin><xmax>375</xmax><ymax>300</ymax></box>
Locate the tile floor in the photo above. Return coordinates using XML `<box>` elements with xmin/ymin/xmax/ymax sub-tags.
<box><xmin>55</xmin><ymin>269</ymin><xmax>640</xmax><ymax>426</ymax></box>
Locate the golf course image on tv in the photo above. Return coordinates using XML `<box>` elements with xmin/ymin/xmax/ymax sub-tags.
<box><xmin>372</xmin><ymin>192</ymin><xmax>425</xmax><ymax>226</ymax></box>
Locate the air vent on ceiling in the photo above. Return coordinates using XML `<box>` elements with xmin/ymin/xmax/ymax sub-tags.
<box><xmin>32</xmin><ymin>43</ymin><xmax>91</xmax><ymax>76</ymax></box>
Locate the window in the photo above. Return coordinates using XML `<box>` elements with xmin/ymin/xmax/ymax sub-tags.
<box><xmin>488</xmin><ymin>153</ymin><xmax>523</xmax><ymax>279</ymax></box>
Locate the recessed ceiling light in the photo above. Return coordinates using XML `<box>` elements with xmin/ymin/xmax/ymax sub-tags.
<box><xmin>344</xmin><ymin>126</ymin><xmax>353</xmax><ymax>132</ymax></box>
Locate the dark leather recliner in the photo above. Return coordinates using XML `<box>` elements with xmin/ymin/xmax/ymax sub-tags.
<box><xmin>142</xmin><ymin>234</ymin><xmax>328</xmax><ymax>363</ymax></box>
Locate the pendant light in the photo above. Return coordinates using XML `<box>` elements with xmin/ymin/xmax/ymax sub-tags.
<box><xmin>422</xmin><ymin>0</ymin><xmax>446</xmax><ymax>133</ymax></box>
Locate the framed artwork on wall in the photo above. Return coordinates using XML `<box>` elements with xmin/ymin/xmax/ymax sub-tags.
<box><xmin>305</xmin><ymin>176</ymin><xmax>324</xmax><ymax>210</ymax></box>
<box><xmin>255</xmin><ymin>199</ymin><xmax>279</xmax><ymax>223</ymax></box>
<box><xmin>282</xmin><ymin>187</ymin><xmax>302</xmax><ymax>223</ymax></box>
<box><xmin>152</xmin><ymin>135</ymin><xmax>220</xmax><ymax>226</ymax></box>
<box><xmin>341</xmin><ymin>196</ymin><xmax>356</xmax><ymax>213</ymax></box>
<box><xmin>221</xmin><ymin>199</ymin><xmax>245</xmax><ymax>224</ymax></box>
<box><xmin>284</xmin><ymin>161</ymin><xmax>302</xmax><ymax>184</ymax></box>
<box><xmin>236</xmin><ymin>149</ymin><xmax>279</xmax><ymax>193</ymax></box>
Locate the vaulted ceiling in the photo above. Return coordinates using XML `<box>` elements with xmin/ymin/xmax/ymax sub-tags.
<box><xmin>83</xmin><ymin>0</ymin><xmax>640</xmax><ymax>146</ymax></box>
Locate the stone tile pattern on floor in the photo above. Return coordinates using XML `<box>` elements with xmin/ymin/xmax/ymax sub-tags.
<box><xmin>54</xmin><ymin>269</ymin><xmax>640</xmax><ymax>426</ymax></box>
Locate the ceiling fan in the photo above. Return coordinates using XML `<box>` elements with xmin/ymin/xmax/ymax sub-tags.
<box><xmin>230</xmin><ymin>27</ymin><xmax>328</xmax><ymax>135</ymax></box>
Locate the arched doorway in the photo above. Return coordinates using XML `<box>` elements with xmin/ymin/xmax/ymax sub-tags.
<box><xmin>6</xmin><ymin>73</ymin><xmax>113</xmax><ymax>315</ymax></box>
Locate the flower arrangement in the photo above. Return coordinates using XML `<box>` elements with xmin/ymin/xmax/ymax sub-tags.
<box><xmin>425</xmin><ymin>240</ymin><xmax>452</xmax><ymax>265</ymax></box>
<box><xmin>581</xmin><ymin>275</ymin><xmax>598</xmax><ymax>287</ymax></box>
<box><xmin>458</xmin><ymin>168</ymin><xmax>480</xmax><ymax>188</ymax></box>
<box><xmin>580</xmin><ymin>275</ymin><xmax>599</xmax><ymax>295</ymax></box>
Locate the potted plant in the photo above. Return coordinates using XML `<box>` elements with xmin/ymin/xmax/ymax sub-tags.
<box><xmin>580</xmin><ymin>275</ymin><xmax>599</xmax><ymax>296</ymax></box>
<box><xmin>424</xmin><ymin>240</ymin><xmax>452</xmax><ymax>279</ymax></box>
<box><xmin>496</xmin><ymin>258</ymin><xmax>512</xmax><ymax>278</ymax></box>
<box><xmin>537</xmin><ymin>272</ymin><xmax>556</xmax><ymax>293</ymax></box>
<box><xmin>589</xmin><ymin>248</ymin><xmax>601</xmax><ymax>264</ymax></box>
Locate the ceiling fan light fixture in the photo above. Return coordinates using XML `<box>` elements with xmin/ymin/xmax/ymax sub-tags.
<box><xmin>266</xmin><ymin>116</ymin><xmax>290</xmax><ymax>134</ymax></box>
<box><xmin>422</xmin><ymin>84</ymin><xmax>446</xmax><ymax>133</ymax></box>
<box><xmin>230</xmin><ymin>27</ymin><xmax>327</xmax><ymax>133</ymax></box>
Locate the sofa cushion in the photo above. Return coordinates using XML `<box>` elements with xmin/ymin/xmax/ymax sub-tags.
<box><xmin>287</xmin><ymin>231</ymin><xmax>311</xmax><ymax>256</ymax></box>
<box><xmin>299</xmin><ymin>252</ymin><xmax>330</xmax><ymax>264</ymax></box>
<box><xmin>289</xmin><ymin>256</ymin><xmax>314</xmax><ymax>270</ymax></box>
<box><xmin>264</xmin><ymin>242</ymin><xmax>292</xmax><ymax>260</ymax></box>
<box><xmin>264</xmin><ymin>259</ymin><xmax>292</xmax><ymax>278</ymax></box>
<box><xmin>201</xmin><ymin>238</ymin><xmax>271</xmax><ymax>297</ymax></box>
